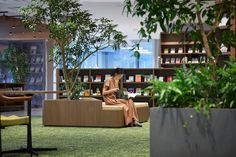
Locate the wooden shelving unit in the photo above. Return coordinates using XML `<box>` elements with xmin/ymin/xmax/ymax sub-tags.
<box><xmin>56</xmin><ymin>68</ymin><xmax>176</xmax><ymax>107</ymax></box>
<box><xmin>0</xmin><ymin>40</ymin><xmax>46</xmax><ymax>107</ymax></box>
<box><xmin>160</xmin><ymin>32</ymin><xmax>233</xmax><ymax>68</ymax></box>
<box><xmin>160</xmin><ymin>33</ymin><xmax>209</xmax><ymax>68</ymax></box>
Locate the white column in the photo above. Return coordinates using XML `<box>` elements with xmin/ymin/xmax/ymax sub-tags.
<box><xmin>45</xmin><ymin>40</ymin><xmax>54</xmax><ymax>100</ymax></box>
<box><xmin>153</xmin><ymin>39</ymin><xmax>161</xmax><ymax>68</ymax></box>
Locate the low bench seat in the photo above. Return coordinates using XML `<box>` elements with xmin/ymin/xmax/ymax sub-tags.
<box><xmin>43</xmin><ymin>99</ymin><xmax>150</xmax><ymax>127</ymax></box>
<box><xmin>101</xmin><ymin>102</ymin><xmax>149</xmax><ymax>127</ymax></box>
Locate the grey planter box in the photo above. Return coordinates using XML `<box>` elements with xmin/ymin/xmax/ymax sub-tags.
<box><xmin>150</xmin><ymin>107</ymin><xmax>236</xmax><ymax>157</ymax></box>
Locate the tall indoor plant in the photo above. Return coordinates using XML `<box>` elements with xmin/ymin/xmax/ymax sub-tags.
<box><xmin>20</xmin><ymin>0</ymin><xmax>127</xmax><ymax>99</ymax></box>
<box><xmin>4</xmin><ymin>45</ymin><xmax>29</xmax><ymax>83</ymax></box>
<box><xmin>124</xmin><ymin>1</ymin><xmax>236</xmax><ymax>156</ymax></box>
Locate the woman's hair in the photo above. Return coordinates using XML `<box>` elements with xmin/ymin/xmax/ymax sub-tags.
<box><xmin>111</xmin><ymin>68</ymin><xmax>124</xmax><ymax>76</ymax></box>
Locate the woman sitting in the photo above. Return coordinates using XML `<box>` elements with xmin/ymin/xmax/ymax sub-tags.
<box><xmin>102</xmin><ymin>68</ymin><xmax>142</xmax><ymax>127</ymax></box>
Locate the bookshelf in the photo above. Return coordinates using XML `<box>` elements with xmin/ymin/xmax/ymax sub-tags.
<box><xmin>160</xmin><ymin>32</ymin><xmax>232</xmax><ymax>68</ymax></box>
<box><xmin>0</xmin><ymin>40</ymin><xmax>46</xmax><ymax>107</ymax></box>
<box><xmin>56</xmin><ymin>68</ymin><xmax>176</xmax><ymax>107</ymax></box>
<box><xmin>160</xmin><ymin>33</ymin><xmax>208</xmax><ymax>68</ymax></box>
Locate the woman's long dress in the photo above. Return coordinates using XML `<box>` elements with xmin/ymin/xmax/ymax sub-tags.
<box><xmin>102</xmin><ymin>77</ymin><xmax>139</xmax><ymax>125</ymax></box>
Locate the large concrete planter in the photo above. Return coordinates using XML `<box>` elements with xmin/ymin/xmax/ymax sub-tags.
<box><xmin>150</xmin><ymin>107</ymin><xmax>236</xmax><ymax>157</ymax></box>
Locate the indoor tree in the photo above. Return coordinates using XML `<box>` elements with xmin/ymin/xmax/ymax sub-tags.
<box><xmin>4</xmin><ymin>45</ymin><xmax>29</xmax><ymax>83</ymax></box>
<box><xmin>124</xmin><ymin>0</ymin><xmax>236</xmax><ymax>61</ymax></box>
<box><xmin>124</xmin><ymin>0</ymin><xmax>236</xmax><ymax>112</ymax></box>
<box><xmin>20</xmin><ymin>0</ymin><xmax>127</xmax><ymax>99</ymax></box>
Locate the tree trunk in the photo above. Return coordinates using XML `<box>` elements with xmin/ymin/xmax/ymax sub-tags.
<box><xmin>60</xmin><ymin>44</ymin><xmax>71</xmax><ymax>100</ymax></box>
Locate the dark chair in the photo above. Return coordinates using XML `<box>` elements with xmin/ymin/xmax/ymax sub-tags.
<box><xmin>0</xmin><ymin>94</ymin><xmax>57</xmax><ymax>156</ymax></box>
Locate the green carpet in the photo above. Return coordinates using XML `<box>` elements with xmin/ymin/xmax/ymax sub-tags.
<box><xmin>2</xmin><ymin>117</ymin><xmax>149</xmax><ymax>157</ymax></box>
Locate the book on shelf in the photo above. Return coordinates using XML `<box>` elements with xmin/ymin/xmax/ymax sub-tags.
<box><xmin>40</xmin><ymin>57</ymin><xmax>44</xmax><ymax>63</ymax></box>
<box><xmin>135</xmin><ymin>74</ymin><xmax>142</xmax><ymax>82</ymax></box>
<box><xmin>164</xmin><ymin>48</ymin><xmax>169</xmax><ymax>54</ymax></box>
<box><xmin>136</xmin><ymin>88</ymin><xmax>142</xmax><ymax>95</ymax></box>
<box><xmin>144</xmin><ymin>75</ymin><xmax>151</xmax><ymax>82</ymax></box>
<box><xmin>30</xmin><ymin>67</ymin><xmax>35</xmax><ymax>72</ymax></box>
<box><xmin>176</xmin><ymin>58</ymin><xmax>181</xmax><ymax>63</ymax></box>
<box><xmin>202</xmin><ymin>48</ymin><xmax>206</xmax><ymax>53</ymax></box>
<box><xmin>200</xmin><ymin>56</ymin><xmax>206</xmax><ymax>63</ymax></box>
<box><xmin>158</xmin><ymin>76</ymin><xmax>164</xmax><ymax>82</ymax></box>
<box><xmin>126</xmin><ymin>76</ymin><xmax>134</xmax><ymax>82</ymax></box>
<box><xmin>83</xmin><ymin>75</ymin><xmax>89</xmax><ymax>82</ymax></box>
<box><xmin>170</xmin><ymin>58</ymin><xmax>175</xmax><ymax>63</ymax></box>
<box><xmin>30</xmin><ymin>77</ymin><xmax>35</xmax><ymax>83</ymax></box>
<box><xmin>60</xmin><ymin>76</ymin><xmax>65</xmax><ymax>82</ymax></box>
<box><xmin>178</xmin><ymin>48</ymin><xmax>183</xmax><ymax>54</ymax></box>
<box><xmin>36</xmin><ymin>57</ymin><xmax>41</xmax><ymax>63</ymax></box>
<box><xmin>94</xmin><ymin>75</ymin><xmax>102</xmax><ymax>82</ymax></box>
<box><xmin>90</xmin><ymin>76</ymin><xmax>93</xmax><ymax>82</ymax></box>
<box><xmin>31</xmin><ymin>58</ymin><xmax>35</xmax><ymax>64</ymax></box>
<box><xmin>165</xmin><ymin>58</ymin><xmax>170</xmax><ymax>64</ymax></box>
<box><xmin>36</xmin><ymin>76</ymin><xmax>43</xmax><ymax>83</ymax></box>
<box><xmin>35</xmin><ymin>67</ymin><xmax>40</xmax><ymax>73</ymax></box>
<box><xmin>170</xmin><ymin>48</ymin><xmax>175</xmax><ymax>54</ymax></box>
<box><xmin>116</xmin><ymin>89</ymin><xmax>138</xmax><ymax>99</ymax></box>
<box><xmin>143</xmin><ymin>91</ymin><xmax>150</xmax><ymax>96</ymax></box>
<box><xmin>30</xmin><ymin>46</ymin><xmax>37</xmax><ymax>54</ymax></box>
<box><xmin>12</xmin><ymin>87</ymin><xmax>23</xmax><ymax>91</ymax></box>
<box><xmin>95</xmin><ymin>88</ymin><xmax>101</xmax><ymax>96</ymax></box>
<box><xmin>127</xmin><ymin>88</ymin><xmax>135</xmax><ymax>93</ymax></box>
<box><xmin>167</xmin><ymin>76</ymin><xmax>173</xmax><ymax>82</ymax></box>
<box><xmin>188</xmin><ymin>48</ymin><xmax>193</xmax><ymax>54</ymax></box>
<box><xmin>181</xmin><ymin>57</ymin><xmax>188</xmax><ymax>63</ymax></box>
<box><xmin>127</xmin><ymin>92</ymin><xmax>138</xmax><ymax>99</ymax></box>
<box><xmin>195</xmin><ymin>49</ymin><xmax>200</xmax><ymax>53</ymax></box>
<box><xmin>105</xmin><ymin>74</ymin><xmax>111</xmax><ymax>80</ymax></box>
<box><xmin>191</xmin><ymin>58</ymin><xmax>199</xmax><ymax>63</ymax></box>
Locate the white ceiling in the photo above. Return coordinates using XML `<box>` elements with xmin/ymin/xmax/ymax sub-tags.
<box><xmin>0</xmin><ymin>0</ymin><xmax>161</xmax><ymax>39</ymax></box>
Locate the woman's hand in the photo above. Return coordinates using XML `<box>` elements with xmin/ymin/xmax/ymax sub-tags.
<box><xmin>112</xmin><ymin>88</ymin><xmax>119</xmax><ymax>93</ymax></box>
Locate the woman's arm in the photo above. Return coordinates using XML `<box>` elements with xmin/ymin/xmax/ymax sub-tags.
<box><xmin>102</xmin><ymin>86</ymin><xmax>119</xmax><ymax>96</ymax></box>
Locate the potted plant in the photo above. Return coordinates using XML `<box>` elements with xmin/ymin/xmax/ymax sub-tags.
<box><xmin>124</xmin><ymin>0</ymin><xmax>236</xmax><ymax>156</ymax></box>
<box><xmin>145</xmin><ymin>62</ymin><xmax>236</xmax><ymax>157</ymax></box>
<box><xmin>20</xmin><ymin>0</ymin><xmax>127</xmax><ymax>126</ymax></box>
<box><xmin>4</xmin><ymin>45</ymin><xmax>29</xmax><ymax>83</ymax></box>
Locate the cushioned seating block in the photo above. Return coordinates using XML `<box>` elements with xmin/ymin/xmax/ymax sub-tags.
<box><xmin>102</xmin><ymin>102</ymin><xmax>149</xmax><ymax>124</ymax></box>
<box><xmin>0</xmin><ymin>115</ymin><xmax>29</xmax><ymax>126</ymax></box>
